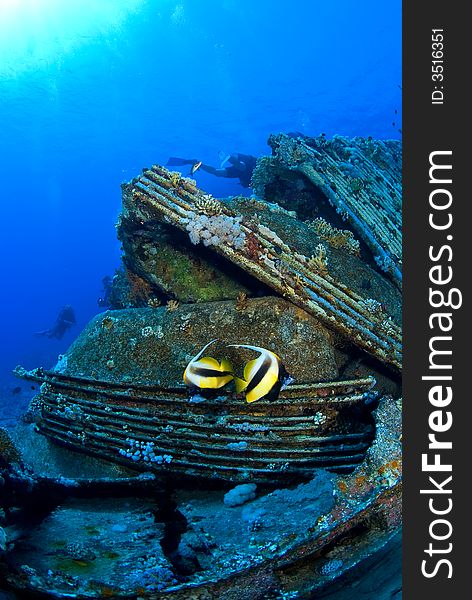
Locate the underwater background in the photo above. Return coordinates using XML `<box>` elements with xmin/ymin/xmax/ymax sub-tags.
<box><xmin>0</xmin><ymin>0</ymin><xmax>400</xmax><ymax>417</ymax></box>
<box><xmin>0</xmin><ymin>2</ymin><xmax>402</xmax><ymax>598</ymax></box>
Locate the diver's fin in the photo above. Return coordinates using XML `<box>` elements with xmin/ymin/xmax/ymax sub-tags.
<box><xmin>166</xmin><ymin>157</ymin><xmax>198</xmax><ymax>166</ymax></box>
<box><xmin>234</xmin><ymin>377</ymin><xmax>248</xmax><ymax>393</ymax></box>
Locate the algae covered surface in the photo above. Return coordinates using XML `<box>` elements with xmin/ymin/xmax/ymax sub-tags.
<box><xmin>56</xmin><ymin>297</ymin><xmax>338</xmax><ymax>386</ymax></box>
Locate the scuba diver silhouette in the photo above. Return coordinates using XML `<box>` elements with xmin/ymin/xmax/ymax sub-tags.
<box><xmin>35</xmin><ymin>305</ymin><xmax>76</xmax><ymax>340</ymax></box>
<box><xmin>166</xmin><ymin>152</ymin><xmax>257</xmax><ymax>188</ymax></box>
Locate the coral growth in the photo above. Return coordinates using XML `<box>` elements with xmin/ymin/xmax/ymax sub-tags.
<box><xmin>147</xmin><ymin>297</ymin><xmax>161</xmax><ymax>308</ymax></box>
<box><xmin>183</xmin><ymin>213</ymin><xmax>245</xmax><ymax>249</ymax></box>
<box><xmin>379</xmin><ymin>317</ymin><xmax>397</xmax><ymax>337</ymax></box>
<box><xmin>22</xmin><ymin>394</ymin><xmax>44</xmax><ymax>424</ymax></box>
<box><xmin>194</xmin><ymin>194</ymin><xmax>224</xmax><ymax>216</ymax></box>
<box><xmin>358</xmin><ymin>298</ymin><xmax>385</xmax><ymax>317</ymax></box>
<box><xmin>244</xmin><ymin>231</ymin><xmax>264</xmax><ymax>260</ymax></box>
<box><xmin>166</xmin><ymin>299</ymin><xmax>180</xmax><ymax>312</ymax></box>
<box><xmin>308</xmin><ymin>244</ymin><xmax>329</xmax><ymax>275</ymax></box>
<box><xmin>349</xmin><ymin>177</ymin><xmax>364</xmax><ymax>193</ymax></box>
<box><xmin>236</xmin><ymin>291</ymin><xmax>249</xmax><ymax>312</ymax></box>
<box><xmin>169</xmin><ymin>171</ymin><xmax>181</xmax><ymax>188</ymax></box>
<box><xmin>308</xmin><ymin>218</ymin><xmax>360</xmax><ymax>256</ymax></box>
<box><xmin>375</xmin><ymin>252</ymin><xmax>396</xmax><ymax>276</ymax></box>
<box><xmin>224</xmin><ymin>484</ymin><xmax>257</xmax><ymax>507</ymax></box>
<box><xmin>119</xmin><ymin>438</ymin><xmax>173</xmax><ymax>465</ymax></box>
<box><xmin>101</xmin><ymin>317</ymin><xmax>115</xmax><ymax>330</ymax></box>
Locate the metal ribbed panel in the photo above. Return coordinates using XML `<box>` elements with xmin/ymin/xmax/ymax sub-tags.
<box><xmin>21</xmin><ymin>369</ymin><xmax>376</xmax><ymax>483</ymax></box>
<box><xmin>126</xmin><ymin>165</ymin><xmax>402</xmax><ymax>369</ymax></box>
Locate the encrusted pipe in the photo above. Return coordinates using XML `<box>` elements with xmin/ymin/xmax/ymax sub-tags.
<box><xmin>127</xmin><ymin>166</ymin><xmax>402</xmax><ymax>369</ymax></box>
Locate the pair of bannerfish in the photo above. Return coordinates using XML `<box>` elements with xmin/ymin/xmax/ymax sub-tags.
<box><xmin>183</xmin><ymin>340</ymin><xmax>293</xmax><ymax>403</ymax></box>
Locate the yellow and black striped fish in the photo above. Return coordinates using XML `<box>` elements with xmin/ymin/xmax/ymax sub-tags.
<box><xmin>228</xmin><ymin>344</ymin><xmax>291</xmax><ymax>403</ymax></box>
<box><xmin>183</xmin><ymin>339</ymin><xmax>233</xmax><ymax>390</ymax></box>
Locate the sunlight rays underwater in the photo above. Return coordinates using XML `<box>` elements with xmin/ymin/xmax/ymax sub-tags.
<box><xmin>0</xmin><ymin>0</ymin><xmax>145</xmax><ymax>76</ymax></box>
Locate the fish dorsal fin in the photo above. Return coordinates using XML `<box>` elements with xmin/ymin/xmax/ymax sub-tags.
<box><xmin>220</xmin><ymin>359</ymin><xmax>233</xmax><ymax>373</ymax></box>
<box><xmin>191</xmin><ymin>339</ymin><xmax>219</xmax><ymax>363</ymax></box>
<box><xmin>228</xmin><ymin>343</ymin><xmax>279</xmax><ymax>362</ymax></box>
<box><xmin>196</xmin><ymin>356</ymin><xmax>221</xmax><ymax>369</ymax></box>
<box><xmin>228</xmin><ymin>343</ymin><xmax>262</xmax><ymax>353</ymax></box>
<box><xmin>244</xmin><ymin>358</ymin><xmax>260</xmax><ymax>381</ymax></box>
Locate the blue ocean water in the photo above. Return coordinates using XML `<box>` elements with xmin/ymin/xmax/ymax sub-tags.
<box><xmin>0</xmin><ymin>0</ymin><xmax>401</xmax><ymax>397</ymax></box>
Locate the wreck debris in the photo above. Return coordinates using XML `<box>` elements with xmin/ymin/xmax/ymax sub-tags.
<box><xmin>118</xmin><ymin>187</ymin><xmax>253</xmax><ymax>304</ymax></box>
<box><xmin>2</xmin><ymin>393</ymin><xmax>400</xmax><ymax>599</ymax></box>
<box><xmin>123</xmin><ymin>165</ymin><xmax>402</xmax><ymax>369</ymax></box>
<box><xmin>40</xmin><ymin>297</ymin><xmax>339</xmax><ymax>385</ymax></box>
<box><xmin>13</xmin><ymin>295</ymin><xmax>377</xmax><ymax>484</ymax></box>
<box><xmin>3</xmin><ymin>135</ymin><xmax>402</xmax><ymax>598</ymax></box>
<box><xmin>17</xmin><ymin>365</ymin><xmax>376</xmax><ymax>483</ymax></box>
<box><xmin>252</xmin><ymin>133</ymin><xmax>402</xmax><ymax>288</ymax></box>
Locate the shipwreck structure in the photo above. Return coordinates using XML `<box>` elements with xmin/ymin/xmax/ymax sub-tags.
<box><xmin>2</xmin><ymin>133</ymin><xmax>402</xmax><ymax>599</ymax></box>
